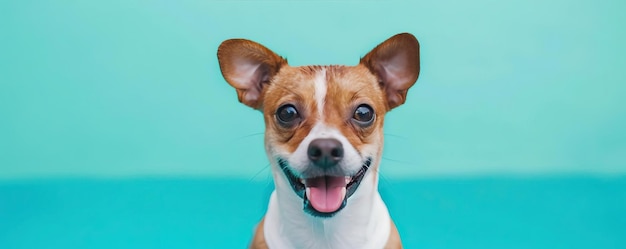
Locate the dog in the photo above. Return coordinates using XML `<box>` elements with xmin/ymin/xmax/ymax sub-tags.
<box><xmin>217</xmin><ymin>33</ymin><xmax>420</xmax><ymax>249</ymax></box>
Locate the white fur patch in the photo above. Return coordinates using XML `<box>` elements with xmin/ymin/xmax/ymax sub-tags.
<box><xmin>313</xmin><ymin>69</ymin><xmax>327</xmax><ymax>118</ymax></box>
<box><xmin>286</xmin><ymin>123</ymin><xmax>362</xmax><ymax>176</ymax></box>
<box><xmin>264</xmin><ymin>173</ymin><xmax>391</xmax><ymax>249</ymax></box>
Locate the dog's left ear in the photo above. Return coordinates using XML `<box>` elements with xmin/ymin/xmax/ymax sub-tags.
<box><xmin>360</xmin><ymin>33</ymin><xmax>420</xmax><ymax>110</ymax></box>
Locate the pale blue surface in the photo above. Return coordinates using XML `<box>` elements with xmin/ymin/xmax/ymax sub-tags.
<box><xmin>1</xmin><ymin>0</ymin><xmax>625</xmax><ymax>178</ymax></box>
<box><xmin>1</xmin><ymin>1</ymin><xmax>625</xmax><ymax>248</ymax></box>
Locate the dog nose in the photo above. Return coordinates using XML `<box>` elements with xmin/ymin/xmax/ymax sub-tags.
<box><xmin>307</xmin><ymin>138</ymin><xmax>344</xmax><ymax>169</ymax></box>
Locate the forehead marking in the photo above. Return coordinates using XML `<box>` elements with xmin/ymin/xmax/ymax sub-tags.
<box><xmin>313</xmin><ymin>68</ymin><xmax>327</xmax><ymax>119</ymax></box>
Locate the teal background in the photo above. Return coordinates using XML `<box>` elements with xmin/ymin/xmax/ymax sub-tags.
<box><xmin>1</xmin><ymin>0</ymin><xmax>625</xmax><ymax>248</ymax></box>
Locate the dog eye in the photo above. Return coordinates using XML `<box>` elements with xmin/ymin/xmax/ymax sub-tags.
<box><xmin>276</xmin><ymin>104</ymin><xmax>301</xmax><ymax>127</ymax></box>
<box><xmin>352</xmin><ymin>104</ymin><xmax>374</xmax><ymax>126</ymax></box>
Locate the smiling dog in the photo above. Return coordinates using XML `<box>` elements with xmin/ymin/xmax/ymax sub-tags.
<box><xmin>217</xmin><ymin>33</ymin><xmax>420</xmax><ymax>249</ymax></box>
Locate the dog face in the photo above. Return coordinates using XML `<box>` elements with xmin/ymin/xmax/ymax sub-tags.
<box><xmin>217</xmin><ymin>33</ymin><xmax>419</xmax><ymax>217</ymax></box>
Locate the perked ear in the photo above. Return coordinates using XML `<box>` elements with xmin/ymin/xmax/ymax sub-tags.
<box><xmin>217</xmin><ymin>39</ymin><xmax>287</xmax><ymax>110</ymax></box>
<box><xmin>360</xmin><ymin>33</ymin><xmax>420</xmax><ymax>110</ymax></box>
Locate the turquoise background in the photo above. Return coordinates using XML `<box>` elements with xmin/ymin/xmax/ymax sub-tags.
<box><xmin>1</xmin><ymin>0</ymin><xmax>625</xmax><ymax>248</ymax></box>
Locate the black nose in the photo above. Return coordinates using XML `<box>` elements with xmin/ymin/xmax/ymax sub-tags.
<box><xmin>307</xmin><ymin>138</ymin><xmax>344</xmax><ymax>169</ymax></box>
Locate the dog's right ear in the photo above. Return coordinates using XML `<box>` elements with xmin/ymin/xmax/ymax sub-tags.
<box><xmin>217</xmin><ymin>39</ymin><xmax>287</xmax><ymax>110</ymax></box>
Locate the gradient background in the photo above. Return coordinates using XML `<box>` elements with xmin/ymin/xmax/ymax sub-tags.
<box><xmin>1</xmin><ymin>0</ymin><xmax>625</xmax><ymax>248</ymax></box>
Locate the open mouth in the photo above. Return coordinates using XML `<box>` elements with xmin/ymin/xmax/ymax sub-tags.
<box><xmin>278</xmin><ymin>158</ymin><xmax>372</xmax><ymax>217</ymax></box>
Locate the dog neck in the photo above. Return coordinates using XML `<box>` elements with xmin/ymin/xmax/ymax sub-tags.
<box><xmin>263</xmin><ymin>167</ymin><xmax>391</xmax><ymax>249</ymax></box>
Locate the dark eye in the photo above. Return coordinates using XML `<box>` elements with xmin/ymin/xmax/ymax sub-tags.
<box><xmin>276</xmin><ymin>104</ymin><xmax>301</xmax><ymax>127</ymax></box>
<box><xmin>352</xmin><ymin>104</ymin><xmax>374</xmax><ymax>126</ymax></box>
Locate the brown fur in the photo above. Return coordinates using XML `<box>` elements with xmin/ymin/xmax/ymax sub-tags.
<box><xmin>262</xmin><ymin>65</ymin><xmax>386</xmax><ymax>155</ymax></box>
<box><xmin>217</xmin><ymin>33</ymin><xmax>420</xmax><ymax>249</ymax></box>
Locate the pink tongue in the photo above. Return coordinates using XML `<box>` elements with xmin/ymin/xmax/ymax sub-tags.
<box><xmin>305</xmin><ymin>176</ymin><xmax>347</xmax><ymax>213</ymax></box>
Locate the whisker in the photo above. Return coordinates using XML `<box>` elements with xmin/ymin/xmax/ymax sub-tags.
<box><xmin>382</xmin><ymin>156</ymin><xmax>417</xmax><ymax>167</ymax></box>
<box><xmin>365</xmin><ymin>160</ymin><xmax>392</xmax><ymax>188</ymax></box>
<box><xmin>258</xmin><ymin>172</ymin><xmax>275</xmax><ymax>198</ymax></box>
<box><xmin>248</xmin><ymin>163</ymin><xmax>271</xmax><ymax>182</ymax></box>
<box><xmin>383</xmin><ymin>133</ymin><xmax>408</xmax><ymax>140</ymax></box>
<box><xmin>378</xmin><ymin>172</ymin><xmax>393</xmax><ymax>188</ymax></box>
<box><xmin>264</xmin><ymin>174</ymin><xmax>274</xmax><ymax>189</ymax></box>
<box><xmin>232</xmin><ymin>132</ymin><xmax>264</xmax><ymax>142</ymax></box>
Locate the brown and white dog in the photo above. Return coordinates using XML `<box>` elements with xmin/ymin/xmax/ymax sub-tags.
<box><xmin>217</xmin><ymin>33</ymin><xmax>420</xmax><ymax>249</ymax></box>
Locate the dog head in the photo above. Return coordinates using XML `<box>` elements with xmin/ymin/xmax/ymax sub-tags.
<box><xmin>217</xmin><ymin>33</ymin><xmax>420</xmax><ymax>217</ymax></box>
